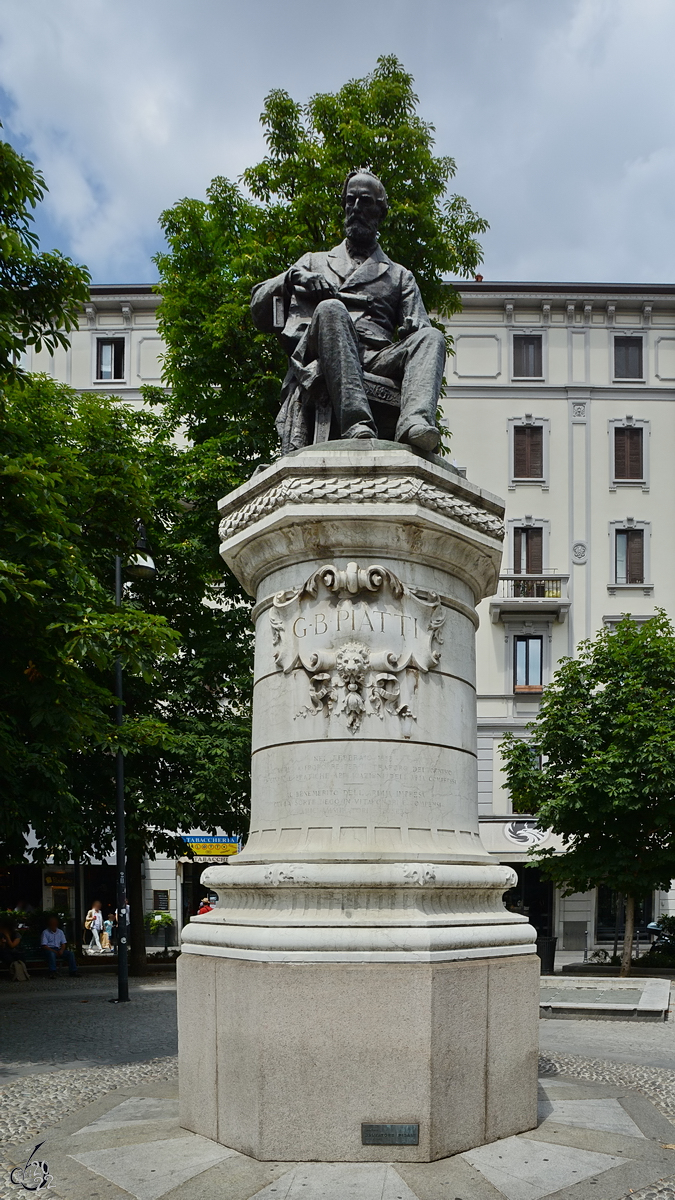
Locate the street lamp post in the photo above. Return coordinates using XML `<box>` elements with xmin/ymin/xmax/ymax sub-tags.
<box><xmin>111</xmin><ymin>525</ymin><xmax>156</xmax><ymax>1005</ymax></box>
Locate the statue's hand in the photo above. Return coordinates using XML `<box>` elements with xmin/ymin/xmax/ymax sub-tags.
<box><xmin>287</xmin><ymin>267</ymin><xmax>337</xmax><ymax>301</ymax></box>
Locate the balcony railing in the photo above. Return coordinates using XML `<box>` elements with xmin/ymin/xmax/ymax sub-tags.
<box><xmin>498</xmin><ymin>573</ymin><xmax>568</xmax><ymax>599</ymax></box>
<box><xmin>490</xmin><ymin>573</ymin><xmax>571</xmax><ymax>623</ymax></box>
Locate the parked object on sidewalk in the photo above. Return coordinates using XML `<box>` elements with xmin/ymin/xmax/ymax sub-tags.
<box><xmin>41</xmin><ymin>915</ymin><xmax>79</xmax><ymax>977</ymax></box>
<box><xmin>536</xmin><ymin>935</ymin><xmax>558</xmax><ymax>974</ymax></box>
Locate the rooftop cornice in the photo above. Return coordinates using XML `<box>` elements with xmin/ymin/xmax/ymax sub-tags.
<box><xmin>447</xmin><ymin>280</ymin><xmax>675</xmax><ymax>298</ymax></box>
<box><xmin>88</xmin><ymin>284</ymin><xmax>157</xmax><ymax>295</ymax></box>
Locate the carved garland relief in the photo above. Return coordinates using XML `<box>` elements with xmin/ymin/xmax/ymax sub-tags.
<box><xmin>219</xmin><ymin>474</ymin><xmax>505</xmax><ymax>542</ymax></box>
<box><xmin>270</xmin><ymin>562</ymin><xmax>446</xmax><ymax>737</ymax></box>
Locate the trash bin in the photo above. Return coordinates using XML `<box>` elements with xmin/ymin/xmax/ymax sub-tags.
<box><xmin>535</xmin><ymin>936</ymin><xmax>557</xmax><ymax>974</ymax></box>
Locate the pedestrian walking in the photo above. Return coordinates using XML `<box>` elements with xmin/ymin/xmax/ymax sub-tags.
<box><xmin>40</xmin><ymin>916</ymin><xmax>79</xmax><ymax>978</ymax></box>
<box><xmin>0</xmin><ymin>918</ymin><xmax>30</xmax><ymax>981</ymax></box>
<box><xmin>85</xmin><ymin>900</ymin><xmax>104</xmax><ymax>953</ymax></box>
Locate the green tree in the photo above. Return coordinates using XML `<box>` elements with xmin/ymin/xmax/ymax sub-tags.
<box><xmin>500</xmin><ymin>613</ymin><xmax>675</xmax><ymax>976</ymax></box>
<box><xmin>0</xmin><ymin>133</ymin><xmax>248</xmax><ymax>972</ymax></box>
<box><xmin>97</xmin><ymin>419</ymin><xmax>253</xmax><ymax>972</ymax></box>
<box><xmin>0</xmin><ymin>133</ymin><xmax>90</xmax><ymax>382</ymax></box>
<box><xmin>0</xmin><ymin>375</ymin><xmax>179</xmax><ymax>863</ymax></box>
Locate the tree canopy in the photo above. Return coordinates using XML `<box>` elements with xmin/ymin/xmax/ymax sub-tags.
<box><xmin>0</xmin><ymin>133</ymin><xmax>90</xmax><ymax>382</ymax></box>
<box><xmin>0</xmin><ymin>376</ymin><xmax>179</xmax><ymax>862</ymax></box>
<box><xmin>501</xmin><ymin>612</ymin><xmax>675</xmax><ymax>974</ymax></box>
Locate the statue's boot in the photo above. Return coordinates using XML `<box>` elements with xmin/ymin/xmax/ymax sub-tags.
<box><xmin>407</xmin><ymin>423</ymin><xmax>440</xmax><ymax>453</ymax></box>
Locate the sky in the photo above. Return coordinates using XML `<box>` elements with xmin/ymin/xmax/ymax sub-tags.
<box><xmin>1</xmin><ymin>0</ymin><xmax>675</xmax><ymax>285</ymax></box>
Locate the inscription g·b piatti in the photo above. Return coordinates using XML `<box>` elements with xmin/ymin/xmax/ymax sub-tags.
<box><xmin>270</xmin><ymin>562</ymin><xmax>445</xmax><ymax>736</ymax></box>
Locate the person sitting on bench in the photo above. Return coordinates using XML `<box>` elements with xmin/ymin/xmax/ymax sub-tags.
<box><xmin>41</xmin><ymin>915</ymin><xmax>79</xmax><ymax>978</ymax></box>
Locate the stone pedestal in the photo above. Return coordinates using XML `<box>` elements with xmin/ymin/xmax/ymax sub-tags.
<box><xmin>179</xmin><ymin>441</ymin><xmax>539</xmax><ymax>1162</ymax></box>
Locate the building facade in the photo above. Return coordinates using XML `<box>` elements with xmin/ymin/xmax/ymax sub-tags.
<box><xmin>28</xmin><ymin>279</ymin><xmax>675</xmax><ymax>955</ymax></box>
<box><xmin>26</xmin><ymin>283</ymin><xmax>164</xmax><ymax>403</ymax></box>
<box><xmin>443</xmin><ymin>280</ymin><xmax>675</xmax><ymax>951</ymax></box>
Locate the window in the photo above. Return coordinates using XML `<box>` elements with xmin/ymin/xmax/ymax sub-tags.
<box><xmin>153</xmin><ymin>890</ymin><xmax>170</xmax><ymax>911</ymax></box>
<box><xmin>513</xmin><ymin>335</ymin><xmax>543</xmax><ymax>378</ymax></box>
<box><xmin>513</xmin><ymin>425</ymin><xmax>543</xmax><ymax>479</ymax></box>
<box><xmin>614</xmin><ymin>425</ymin><xmax>643</xmax><ymax>480</ymax></box>
<box><xmin>615</xmin><ymin>529</ymin><xmax>644</xmax><ymax>585</ymax></box>
<box><xmin>96</xmin><ymin>337</ymin><xmax>125</xmax><ymax>381</ymax></box>
<box><xmin>514</xmin><ymin>636</ymin><xmax>543</xmax><ymax>691</ymax></box>
<box><xmin>614</xmin><ymin>336</ymin><xmax>643</xmax><ymax>379</ymax></box>
<box><xmin>514</xmin><ymin>527</ymin><xmax>543</xmax><ymax>575</ymax></box>
<box><xmin>513</xmin><ymin>527</ymin><xmax>544</xmax><ymax>597</ymax></box>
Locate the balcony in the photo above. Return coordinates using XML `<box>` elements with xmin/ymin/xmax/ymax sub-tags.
<box><xmin>489</xmin><ymin>572</ymin><xmax>571</xmax><ymax>623</ymax></box>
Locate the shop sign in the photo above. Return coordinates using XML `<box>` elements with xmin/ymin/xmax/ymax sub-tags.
<box><xmin>181</xmin><ymin>836</ymin><xmax>239</xmax><ymax>857</ymax></box>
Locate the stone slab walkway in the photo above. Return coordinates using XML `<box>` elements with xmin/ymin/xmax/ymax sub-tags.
<box><xmin>540</xmin><ymin>977</ymin><xmax>671</xmax><ymax>1021</ymax></box>
<box><xmin>4</xmin><ymin>1066</ymin><xmax>675</xmax><ymax>1200</ymax></box>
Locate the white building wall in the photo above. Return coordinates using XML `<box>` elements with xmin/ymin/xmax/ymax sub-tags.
<box><xmin>444</xmin><ymin>283</ymin><xmax>675</xmax><ymax>949</ymax></box>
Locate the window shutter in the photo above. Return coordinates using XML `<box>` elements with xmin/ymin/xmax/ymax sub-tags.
<box><xmin>526</xmin><ymin>528</ymin><xmax>543</xmax><ymax>574</ymax></box>
<box><xmin>528</xmin><ymin>426</ymin><xmax>543</xmax><ymax>477</ymax></box>
<box><xmin>514</xmin><ymin>427</ymin><xmax>528</xmax><ymax>477</ymax></box>
<box><xmin>628</xmin><ymin>428</ymin><xmax>643</xmax><ymax>479</ymax></box>
<box><xmin>626</xmin><ymin>530</ymin><xmax>644</xmax><ymax>584</ymax></box>
<box><xmin>614</xmin><ymin>427</ymin><xmax>627</xmax><ymax>478</ymax></box>
<box><xmin>513</xmin><ymin>338</ymin><xmax>524</xmax><ymax>378</ymax></box>
<box><xmin>514</xmin><ymin>425</ymin><xmax>543</xmax><ymax>478</ymax></box>
<box><xmin>513</xmin><ymin>528</ymin><xmax>523</xmax><ymax>573</ymax></box>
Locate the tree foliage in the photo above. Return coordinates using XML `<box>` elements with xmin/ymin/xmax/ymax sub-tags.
<box><xmin>0</xmin><ymin>376</ymin><xmax>179</xmax><ymax>862</ymax></box>
<box><xmin>501</xmin><ymin>613</ymin><xmax>675</xmax><ymax>972</ymax></box>
<box><xmin>0</xmin><ymin>133</ymin><xmax>90</xmax><ymax>382</ymax></box>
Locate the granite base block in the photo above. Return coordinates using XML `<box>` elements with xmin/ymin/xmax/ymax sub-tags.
<box><xmin>177</xmin><ymin>952</ymin><xmax>539</xmax><ymax>1162</ymax></box>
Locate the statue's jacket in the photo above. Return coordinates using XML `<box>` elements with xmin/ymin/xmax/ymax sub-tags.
<box><xmin>251</xmin><ymin>239</ymin><xmax>432</xmax><ymax>452</ymax></box>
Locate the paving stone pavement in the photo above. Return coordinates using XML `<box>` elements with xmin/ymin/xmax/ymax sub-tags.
<box><xmin>0</xmin><ymin>974</ymin><xmax>177</xmax><ymax>1078</ymax></box>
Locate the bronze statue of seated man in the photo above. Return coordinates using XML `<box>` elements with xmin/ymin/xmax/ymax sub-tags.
<box><xmin>250</xmin><ymin>169</ymin><xmax>446</xmax><ymax>456</ymax></box>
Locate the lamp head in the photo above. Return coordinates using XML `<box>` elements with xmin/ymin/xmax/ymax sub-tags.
<box><xmin>126</xmin><ymin>522</ymin><xmax>156</xmax><ymax>580</ymax></box>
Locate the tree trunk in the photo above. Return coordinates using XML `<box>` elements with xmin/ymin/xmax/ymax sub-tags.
<box><xmin>127</xmin><ymin>842</ymin><xmax>147</xmax><ymax>976</ymax></box>
<box><xmin>620</xmin><ymin>894</ymin><xmax>635</xmax><ymax>977</ymax></box>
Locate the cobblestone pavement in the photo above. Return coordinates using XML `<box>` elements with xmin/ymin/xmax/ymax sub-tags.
<box><xmin>542</xmin><ymin>1052</ymin><xmax>675</xmax><ymax>1117</ymax></box>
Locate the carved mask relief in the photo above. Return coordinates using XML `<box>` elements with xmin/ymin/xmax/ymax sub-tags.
<box><xmin>270</xmin><ymin>562</ymin><xmax>445</xmax><ymax>736</ymax></box>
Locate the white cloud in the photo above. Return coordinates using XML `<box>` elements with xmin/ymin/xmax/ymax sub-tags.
<box><xmin>1</xmin><ymin>0</ymin><xmax>675</xmax><ymax>283</ymax></box>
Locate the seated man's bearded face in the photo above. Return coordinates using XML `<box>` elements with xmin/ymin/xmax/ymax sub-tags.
<box><xmin>343</xmin><ymin>174</ymin><xmax>386</xmax><ymax>250</ymax></box>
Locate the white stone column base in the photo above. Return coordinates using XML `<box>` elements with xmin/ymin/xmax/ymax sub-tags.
<box><xmin>181</xmin><ymin>860</ymin><xmax>537</xmax><ymax>964</ymax></box>
<box><xmin>178</xmin><ymin>952</ymin><xmax>540</xmax><ymax>1162</ymax></box>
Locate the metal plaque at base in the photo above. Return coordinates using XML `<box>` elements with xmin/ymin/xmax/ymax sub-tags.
<box><xmin>361</xmin><ymin>1123</ymin><xmax>419</xmax><ymax>1146</ymax></box>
